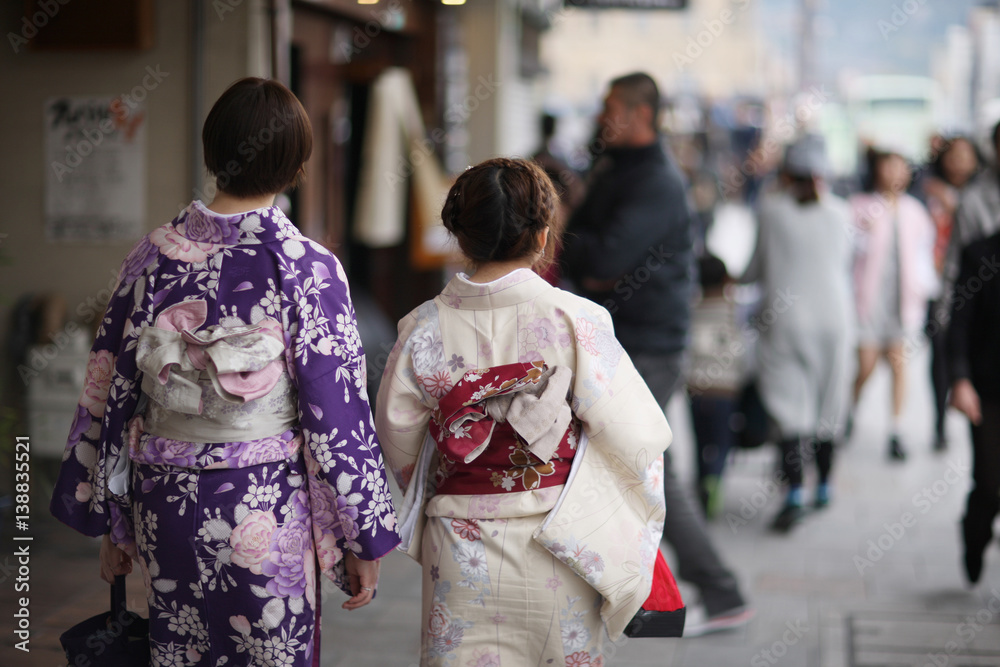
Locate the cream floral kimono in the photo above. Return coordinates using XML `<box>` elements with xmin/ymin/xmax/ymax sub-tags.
<box><xmin>375</xmin><ymin>269</ymin><xmax>671</xmax><ymax>667</ymax></box>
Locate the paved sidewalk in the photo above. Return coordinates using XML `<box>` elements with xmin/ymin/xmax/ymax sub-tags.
<box><xmin>5</xmin><ymin>345</ymin><xmax>999</xmax><ymax>667</ymax></box>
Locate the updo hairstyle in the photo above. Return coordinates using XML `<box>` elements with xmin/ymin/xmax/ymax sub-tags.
<box><xmin>441</xmin><ymin>157</ymin><xmax>558</xmax><ymax>268</ymax></box>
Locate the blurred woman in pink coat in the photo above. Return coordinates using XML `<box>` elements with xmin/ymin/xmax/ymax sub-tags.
<box><xmin>849</xmin><ymin>148</ymin><xmax>937</xmax><ymax>460</ymax></box>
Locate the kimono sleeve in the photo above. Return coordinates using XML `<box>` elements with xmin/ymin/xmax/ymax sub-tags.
<box><xmin>280</xmin><ymin>247</ymin><xmax>400</xmax><ymax>586</ymax></box>
<box><xmin>49</xmin><ymin>248</ymin><xmax>152</xmax><ymax>548</ymax></box>
<box><xmin>373</xmin><ymin>308</ymin><xmax>433</xmax><ymax>493</ymax></box>
<box><xmin>535</xmin><ymin>301</ymin><xmax>673</xmax><ymax>639</ymax></box>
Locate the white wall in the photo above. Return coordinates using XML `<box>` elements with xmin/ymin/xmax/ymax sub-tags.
<box><xmin>460</xmin><ymin>0</ymin><xmax>543</xmax><ymax>163</ymax></box>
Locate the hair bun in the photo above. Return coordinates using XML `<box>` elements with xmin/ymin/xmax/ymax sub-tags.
<box><xmin>440</xmin><ymin>157</ymin><xmax>558</xmax><ymax>266</ymax></box>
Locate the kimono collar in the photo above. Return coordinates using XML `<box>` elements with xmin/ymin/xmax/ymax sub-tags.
<box><xmin>182</xmin><ymin>200</ymin><xmax>304</xmax><ymax>246</ymax></box>
<box><xmin>438</xmin><ymin>268</ymin><xmax>552</xmax><ymax>310</ymax></box>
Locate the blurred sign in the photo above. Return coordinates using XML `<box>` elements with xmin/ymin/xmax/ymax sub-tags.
<box><xmin>44</xmin><ymin>96</ymin><xmax>147</xmax><ymax>242</ymax></box>
<box><xmin>565</xmin><ymin>0</ymin><xmax>688</xmax><ymax>8</ymax></box>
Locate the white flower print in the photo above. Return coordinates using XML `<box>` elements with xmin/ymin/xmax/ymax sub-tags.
<box><xmin>561</xmin><ymin>620</ymin><xmax>590</xmax><ymax>652</ymax></box>
<box><xmin>469</xmin><ymin>384</ymin><xmax>496</xmax><ymax>403</ymax></box>
<box><xmin>152</xmin><ymin>646</ymin><xmax>186</xmax><ymax>667</ymax></box>
<box><xmin>409</xmin><ymin>327</ymin><xmax>445</xmax><ymax>376</ymax></box>
<box><xmin>263</xmin><ymin>639</ymin><xmax>296</xmax><ymax>666</ymax></box>
<box><xmin>452</xmin><ymin>542</ymin><xmax>488</xmax><ymax>581</ymax></box>
<box><xmin>314</xmin><ymin>447</ymin><xmax>335</xmax><ymax>473</ymax></box>
<box><xmin>166</xmin><ymin>604</ymin><xmax>207</xmax><ymax>640</ymax></box>
<box><xmin>259</xmin><ymin>285</ymin><xmax>282</xmax><ymax>316</ymax></box>
<box><xmin>333</xmin><ymin>312</ymin><xmax>361</xmax><ymax>359</ymax></box>
<box><xmin>242</xmin><ymin>482</ymin><xmax>281</xmax><ymax>509</ymax></box>
<box><xmin>236</xmin><ymin>635</ymin><xmax>266</xmax><ymax>662</ymax></box>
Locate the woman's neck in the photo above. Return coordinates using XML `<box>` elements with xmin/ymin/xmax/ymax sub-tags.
<box><xmin>205</xmin><ymin>190</ymin><xmax>276</xmax><ymax>215</ymax></box>
<box><xmin>878</xmin><ymin>189</ymin><xmax>901</xmax><ymax>205</ymax></box>
<box><xmin>466</xmin><ymin>260</ymin><xmax>534</xmax><ymax>284</ymax></box>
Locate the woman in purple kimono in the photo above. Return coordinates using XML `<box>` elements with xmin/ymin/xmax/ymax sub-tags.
<box><xmin>50</xmin><ymin>78</ymin><xmax>400</xmax><ymax>666</ymax></box>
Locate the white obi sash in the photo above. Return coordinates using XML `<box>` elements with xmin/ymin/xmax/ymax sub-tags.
<box><xmin>135</xmin><ymin>300</ymin><xmax>297</xmax><ymax>444</ymax></box>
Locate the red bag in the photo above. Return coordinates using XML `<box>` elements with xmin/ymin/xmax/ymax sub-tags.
<box><xmin>623</xmin><ymin>550</ymin><xmax>686</xmax><ymax>637</ymax></box>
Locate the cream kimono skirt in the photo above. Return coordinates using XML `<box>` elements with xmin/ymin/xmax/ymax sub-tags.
<box><xmin>419</xmin><ymin>491</ymin><xmax>605</xmax><ymax>667</ymax></box>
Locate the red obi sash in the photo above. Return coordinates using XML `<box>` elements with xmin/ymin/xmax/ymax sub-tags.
<box><xmin>429</xmin><ymin>361</ymin><xmax>579</xmax><ymax>495</ymax></box>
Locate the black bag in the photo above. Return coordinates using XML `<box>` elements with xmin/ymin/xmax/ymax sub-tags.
<box><xmin>734</xmin><ymin>380</ymin><xmax>771</xmax><ymax>450</ymax></box>
<box><xmin>623</xmin><ymin>606</ymin><xmax>687</xmax><ymax>638</ymax></box>
<box><xmin>60</xmin><ymin>575</ymin><xmax>149</xmax><ymax>666</ymax></box>
<box><xmin>622</xmin><ymin>550</ymin><xmax>686</xmax><ymax>638</ymax></box>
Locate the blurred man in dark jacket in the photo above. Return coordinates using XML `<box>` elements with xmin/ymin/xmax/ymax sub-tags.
<box><xmin>563</xmin><ymin>72</ymin><xmax>750</xmax><ymax>635</ymax></box>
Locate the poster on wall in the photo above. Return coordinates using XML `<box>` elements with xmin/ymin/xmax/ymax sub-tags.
<box><xmin>44</xmin><ymin>96</ymin><xmax>146</xmax><ymax>241</ymax></box>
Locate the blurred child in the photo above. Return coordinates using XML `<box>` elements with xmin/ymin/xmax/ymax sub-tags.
<box><xmin>687</xmin><ymin>253</ymin><xmax>748</xmax><ymax>518</ymax></box>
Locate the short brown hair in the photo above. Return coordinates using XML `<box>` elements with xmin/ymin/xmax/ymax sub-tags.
<box><xmin>202</xmin><ymin>78</ymin><xmax>313</xmax><ymax>198</ymax></box>
<box><xmin>442</xmin><ymin>157</ymin><xmax>558</xmax><ymax>268</ymax></box>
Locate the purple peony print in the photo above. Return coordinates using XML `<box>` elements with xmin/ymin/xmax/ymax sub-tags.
<box><xmin>144</xmin><ymin>437</ymin><xmax>200</xmax><ymax>468</ymax></box>
<box><xmin>182</xmin><ymin>207</ymin><xmax>242</xmax><ymax>245</ymax></box>
<box><xmin>307</xmin><ymin>481</ymin><xmax>339</xmax><ymax>536</ymax></box>
<box><xmin>66</xmin><ymin>405</ymin><xmax>91</xmax><ymax>447</ymax></box>
<box><xmin>331</xmin><ymin>495</ymin><xmax>360</xmax><ymax>542</ymax></box>
<box><xmin>262</xmin><ymin>490</ymin><xmax>313</xmax><ymax>598</ymax></box>
<box><xmin>118</xmin><ymin>237</ymin><xmax>159</xmax><ymax>286</ymax></box>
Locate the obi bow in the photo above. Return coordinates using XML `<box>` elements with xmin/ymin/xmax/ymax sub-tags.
<box><xmin>430</xmin><ymin>361</ymin><xmax>573</xmax><ymax>465</ymax></box>
<box><xmin>136</xmin><ymin>300</ymin><xmax>285</xmax><ymax>414</ymax></box>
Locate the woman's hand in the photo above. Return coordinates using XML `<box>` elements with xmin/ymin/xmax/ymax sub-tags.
<box><xmin>99</xmin><ymin>534</ymin><xmax>132</xmax><ymax>584</ymax></box>
<box><xmin>342</xmin><ymin>551</ymin><xmax>380</xmax><ymax>611</ymax></box>
<box><xmin>951</xmin><ymin>378</ymin><xmax>982</xmax><ymax>426</ymax></box>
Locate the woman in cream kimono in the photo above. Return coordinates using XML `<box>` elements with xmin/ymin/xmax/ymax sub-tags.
<box><xmin>375</xmin><ymin>158</ymin><xmax>672</xmax><ymax>666</ymax></box>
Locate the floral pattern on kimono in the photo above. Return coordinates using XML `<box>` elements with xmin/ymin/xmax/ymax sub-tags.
<box><xmin>377</xmin><ymin>269</ymin><xmax>671</xmax><ymax>662</ymax></box>
<box><xmin>50</xmin><ymin>200</ymin><xmax>400</xmax><ymax>666</ymax></box>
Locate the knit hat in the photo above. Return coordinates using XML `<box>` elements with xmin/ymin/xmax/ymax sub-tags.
<box><xmin>783</xmin><ymin>134</ymin><xmax>829</xmax><ymax>178</ymax></box>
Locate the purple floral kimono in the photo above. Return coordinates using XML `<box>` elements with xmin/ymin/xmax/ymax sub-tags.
<box><xmin>50</xmin><ymin>200</ymin><xmax>401</xmax><ymax>666</ymax></box>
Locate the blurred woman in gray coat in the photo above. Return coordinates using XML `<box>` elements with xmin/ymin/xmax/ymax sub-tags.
<box><xmin>742</xmin><ymin>135</ymin><xmax>857</xmax><ymax>532</ymax></box>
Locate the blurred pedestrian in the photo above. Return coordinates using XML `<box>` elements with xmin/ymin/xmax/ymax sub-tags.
<box><xmin>742</xmin><ymin>135</ymin><xmax>856</xmax><ymax>531</ymax></box>
<box><xmin>687</xmin><ymin>253</ymin><xmax>747</xmax><ymax>519</ymax></box>
<box><xmin>562</xmin><ymin>72</ymin><xmax>751</xmax><ymax>635</ymax></box>
<box><xmin>923</xmin><ymin>135</ymin><xmax>981</xmax><ymax>451</ymax></box>
<box><xmin>947</xmin><ymin>227</ymin><xmax>1000</xmax><ymax>584</ymax></box>
<box><xmin>942</xmin><ymin>121</ymin><xmax>1000</xmax><ymax>297</ymax></box>
<box><xmin>849</xmin><ymin>148</ymin><xmax>937</xmax><ymax>460</ymax></box>
<box><xmin>531</xmin><ymin>112</ymin><xmax>584</xmax><ymax>286</ymax></box>
<box><xmin>376</xmin><ymin>157</ymin><xmax>674</xmax><ymax>664</ymax></box>
<box><xmin>48</xmin><ymin>78</ymin><xmax>399</xmax><ymax>666</ymax></box>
